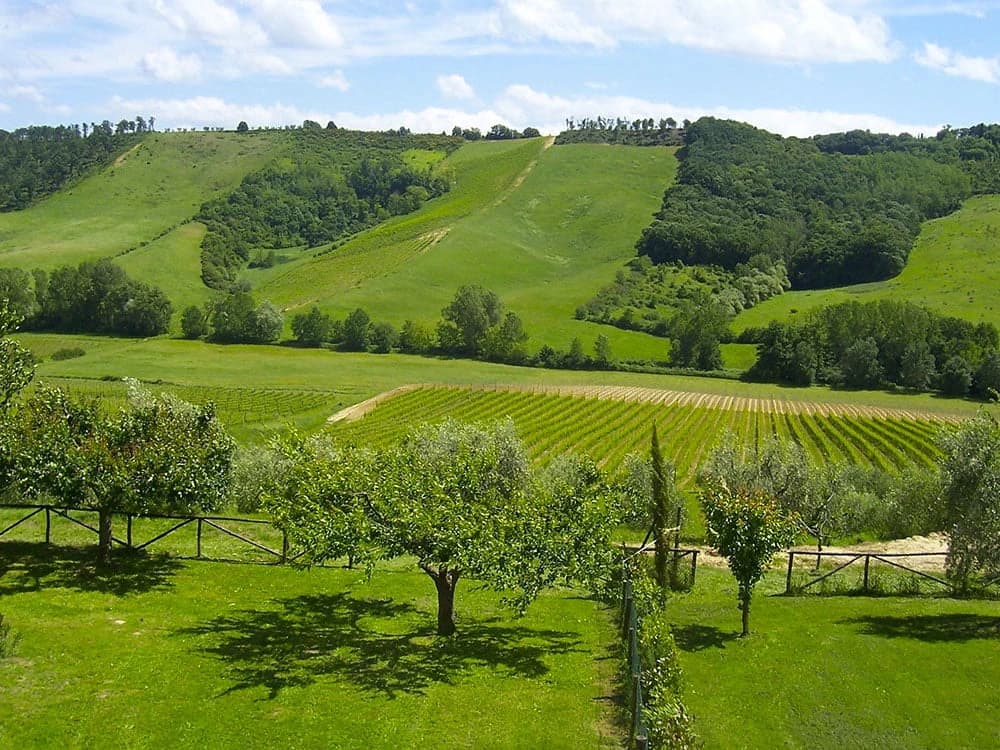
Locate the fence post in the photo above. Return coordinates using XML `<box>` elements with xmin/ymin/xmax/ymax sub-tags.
<box><xmin>863</xmin><ymin>555</ymin><xmax>871</xmax><ymax>591</ymax></box>
<box><xmin>786</xmin><ymin>551</ymin><xmax>795</xmax><ymax>594</ymax></box>
<box><xmin>196</xmin><ymin>518</ymin><xmax>203</xmax><ymax>559</ymax></box>
<box><xmin>45</xmin><ymin>507</ymin><xmax>51</xmax><ymax>545</ymax></box>
<box><xmin>690</xmin><ymin>550</ymin><xmax>698</xmax><ymax>587</ymax></box>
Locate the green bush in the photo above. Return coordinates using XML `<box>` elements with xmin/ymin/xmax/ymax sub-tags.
<box><xmin>0</xmin><ymin>613</ymin><xmax>19</xmax><ymax>658</ymax></box>
<box><xmin>49</xmin><ymin>347</ymin><xmax>85</xmax><ymax>361</ymax></box>
<box><xmin>639</xmin><ymin>608</ymin><xmax>699</xmax><ymax>749</ymax></box>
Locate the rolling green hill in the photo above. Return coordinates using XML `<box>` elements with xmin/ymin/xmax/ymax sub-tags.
<box><xmin>734</xmin><ymin>194</ymin><xmax>1000</xmax><ymax>332</ymax></box>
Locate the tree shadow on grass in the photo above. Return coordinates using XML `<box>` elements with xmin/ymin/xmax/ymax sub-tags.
<box><xmin>671</xmin><ymin>623</ymin><xmax>739</xmax><ymax>652</ymax></box>
<box><xmin>178</xmin><ymin>592</ymin><xmax>583</xmax><ymax>699</ymax></box>
<box><xmin>840</xmin><ymin>613</ymin><xmax>1000</xmax><ymax>642</ymax></box>
<box><xmin>0</xmin><ymin>541</ymin><xmax>182</xmax><ymax>597</ymax></box>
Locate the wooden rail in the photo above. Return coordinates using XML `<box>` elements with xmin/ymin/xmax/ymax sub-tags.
<box><xmin>785</xmin><ymin>550</ymin><xmax>951</xmax><ymax>594</ymax></box>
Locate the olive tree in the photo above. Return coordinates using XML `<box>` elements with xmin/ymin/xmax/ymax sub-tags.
<box><xmin>268</xmin><ymin>419</ymin><xmax>622</xmax><ymax>636</ymax></box>
<box><xmin>9</xmin><ymin>380</ymin><xmax>235</xmax><ymax>565</ymax></box>
<box><xmin>700</xmin><ymin>483</ymin><xmax>798</xmax><ymax>636</ymax></box>
<box><xmin>939</xmin><ymin>412</ymin><xmax>1000</xmax><ymax>591</ymax></box>
<box><xmin>0</xmin><ymin>304</ymin><xmax>34</xmax><ymax>410</ymax></box>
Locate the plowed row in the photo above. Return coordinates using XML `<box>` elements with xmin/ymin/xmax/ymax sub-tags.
<box><xmin>330</xmin><ymin>385</ymin><xmax>950</xmax><ymax>485</ymax></box>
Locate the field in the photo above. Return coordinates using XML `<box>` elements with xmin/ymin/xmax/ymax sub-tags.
<box><xmin>667</xmin><ymin>567</ymin><xmax>1000</xmax><ymax>749</ymax></box>
<box><xmin>0</xmin><ymin>537</ymin><xmax>619</xmax><ymax>749</ymax></box>
<box><xmin>330</xmin><ymin>385</ymin><xmax>952</xmax><ymax>484</ymax></box>
<box><xmin>735</xmin><ymin>194</ymin><xmax>1000</xmax><ymax>332</ymax></box>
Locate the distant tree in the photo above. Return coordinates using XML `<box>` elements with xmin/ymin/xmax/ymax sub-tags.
<box><xmin>973</xmin><ymin>349</ymin><xmax>1000</xmax><ymax>399</ymax></box>
<box><xmin>900</xmin><ymin>341</ymin><xmax>936</xmax><ymax>390</ymax></box>
<box><xmin>302</xmin><ymin>120</ymin><xmax>322</xmax><ymax>130</ymax></box>
<box><xmin>650</xmin><ymin>425</ymin><xmax>682</xmax><ymax>589</ymax></box>
<box><xmin>325</xmin><ymin>121</ymin><xmax>337</xmax><ymax>130</ymax></box>
<box><xmin>669</xmin><ymin>293</ymin><xmax>728</xmax><ymax>370</ymax></box>
<box><xmin>236</xmin><ymin>121</ymin><xmax>249</xmax><ymax>133</ymax></box>
<box><xmin>522</xmin><ymin>127</ymin><xmax>541</xmax><ymax>138</ymax></box>
<box><xmin>210</xmin><ymin>292</ymin><xmax>257</xmax><ymax>343</ymax></box>
<box><xmin>593</xmin><ymin>334</ymin><xmax>613</xmax><ymax>369</ymax></box>
<box><xmin>939</xmin><ymin>412</ymin><xmax>1000</xmax><ymax>591</ymax></box>
<box><xmin>181</xmin><ymin>305</ymin><xmax>209</xmax><ymax>339</ymax></box>
<box><xmin>398</xmin><ymin>320</ymin><xmax>435</xmax><ymax>354</ymax></box>
<box><xmin>246</xmin><ymin>301</ymin><xmax>283</xmax><ymax>344</ymax></box>
<box><xmin>369</xmin><ymin>322</ymin><xmax>398</xmax><ymax>354</ymax></box>
<box><xmin>700</xmin><ymin>483</ymin><xmax>798</xmax><ymax>636</ymax></box>
<box><xmin>481</xmin><ymin>311</ymin><xmax>528</xmax><ymax>363</ymax></box>
<box><xmin>565</xmin><ymin>337</ymin><xmax>588</xmax><ymax>369</ymax></box>
<box><xmin>342</xmin><ymin>308</ymin><xmax>371</xmax><ymax>351</ymax></box>
<box><xmin>291</xmin><ymin>306</ymin><xmax>333</xmax><ymax>347</ymax></box>
<box><xmin>0</xmin><ymin>304</ymin><xmax>34</xmax><ymax>410</ymax></box>
<box><xmin>840</xmin><ymin>337</ymin><xmax>883</xmax><ymax>388</ymax></box>
<box><xmin>440</xmin><ymin>285</ymin><xmax>503</xmax><ymax>356</ymax></box>
<box><xmin>939</xmin><ymin>355</ymin><xmax>972</xmax><ymax>396</ymax></box>
<box><xmin>0</xmin><ymin>268</ymin><xmax>37</xmax><ymax>320</ymax></box>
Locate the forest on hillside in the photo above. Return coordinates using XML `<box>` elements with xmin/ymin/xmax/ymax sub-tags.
<box><xmin>0</xmin><ymin>123</ymin><xmax>143</xmax><ymax>211</ymax></box>
<box><xmin>635</xmin><ymin>117</ymin><xmax>989</xmax><ymax>290</ymax></box>
<box><xmin>197</xmin><ymin>129</ymin><xmax>460</xmax><ymax>290</ymax></box>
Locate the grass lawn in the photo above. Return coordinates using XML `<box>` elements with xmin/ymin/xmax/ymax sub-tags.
<box><xmin>0</xmin><ymin>542</ymin><xmax>620</xmax><ymax>749</ymax></box>
<box><xmin>667</xmin><ymin>567</ymin><xmax>1000</xmax><ymax>749</ymax></box>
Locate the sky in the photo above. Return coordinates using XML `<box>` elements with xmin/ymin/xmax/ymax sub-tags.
<box><xmin>1</xmin><ymin>1</ymin><xmax>999</xmax><ymax>137</ymax></box>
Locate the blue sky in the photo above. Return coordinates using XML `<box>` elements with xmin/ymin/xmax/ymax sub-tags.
<box><xmin>1</xmin><ymin>1</ymin><xmax>999</xmax><ymax>136</ymax></box>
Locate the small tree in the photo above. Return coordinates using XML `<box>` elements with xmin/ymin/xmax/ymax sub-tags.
<box><xmin>9</xmin><ymin>381</ymin><xmax>235</xmax><ymax>564</ymax></box>
<box><xmin>342</xmin><ymin>308</ymin><xmax>371</xmax><ymax>351</ymax></box>
<box><xmin>650</xmin><ymin>425</ymin><xmax>682</xmax><ymax>588</ymax></box>
<box><xmin>181</xmin><ymin>305</ymin><xmax>209</xmax><ymax>339</ymax></box>
<box><xmin>369</xmin><ymin>322</ymin><xmax>398</xmax><ymax>354</ymax></box>
<box><xmin>269</xmin><ymin>420</ymin><xmax>621</xmax><ymax>636</ymax></box>
<box><xmin>939</xmin><ymin>412</ymin><xmax>1000</xmax><ymax>591</ymax></box>
<box><xmin>0</xmin><ymin>304</ymin><xmax>34</xmax><ymax>410</ymax></box>
<box><xmin>398</xmin><ymin>320</ymin><xmax>435</xmax><ymax>354</ymax></box>
<box><xmin>700</xmin><ymin>483</ymin><xmax>798</xmax><ymax>636</ymax></box>
<box><xmin>291</xmin><ymin>306</ymin><xmax>332</xmax><ymax>347</ymax></box>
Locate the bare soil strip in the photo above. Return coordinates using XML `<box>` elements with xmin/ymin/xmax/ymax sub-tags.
<box><xmin>328</xmin><ymin>383</ymin><xmax>965</xmax><ymax>424</ymax></box>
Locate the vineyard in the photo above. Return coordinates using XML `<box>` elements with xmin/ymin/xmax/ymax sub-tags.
<box><xmin>43</xmin><ymin>377</ymin><xmax>338</xmax><ymax>438</ymax></box>
<box><xmin>329</xmin><ymin>386</ymin><xmax>951</xmax><ymax>484</ymax></box>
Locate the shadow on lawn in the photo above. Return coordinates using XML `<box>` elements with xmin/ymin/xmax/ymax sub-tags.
<box><xmin>840</xmin><ymin>613</ymin><xmax>1000</xmax><ymax>642</ymax></box>
<box><xmin>0</xmin><ymin>541</ymin><xmax>181</xmax><ymax>597</ymax></box>
<box><xmin>671</xmin><ymin>623</ymin><xmax>739</xmax><ymax>652</ymax></box>
<box><xmin>179</xmin><ymin>592</ymin><xmax>583</xmax><ymax>699</ymax></box>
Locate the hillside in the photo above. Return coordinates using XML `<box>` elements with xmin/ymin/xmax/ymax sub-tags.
<box><xmin>0</xmin><ymin>131</ymin><xmax>677</xmax><ymax>361</ymax></box>
<box><xmin>734</xmin><ymin>194</ymin><xmax>1000</xmax><ymax>332</ymax></box>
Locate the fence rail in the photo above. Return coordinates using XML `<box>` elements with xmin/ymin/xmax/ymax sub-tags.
<box><xmin>785</xmin><ymin>549</ymin><xmax>952</xmax><ymax>594</ymax></box>
<box><xmin>0</xmin><ymin>504</ymin><xmax>290</xmax><ymax>564</ymax></box>
<box><xmin>621</xmin><ymin>568</ymin><xmax>648</xmax><ymax>750</ymax></box>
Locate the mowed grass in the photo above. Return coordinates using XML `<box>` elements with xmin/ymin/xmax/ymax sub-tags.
<box><xmin>668</xmin><ymin>567</ymin><xmax>1000</xmax><ymax>749</ymax></box>
<box><xmin>0</xmin><ymin>543</ymin><xmax>619</xmax><ymax>749</ymax></box>
<box><xmin>254</xmin><ymin>140</ymin><xmax>679</xmax><ymax>360</ymax></box>
<box><xmin>735</xmin><ymin>195</ymin><xmax>1000</xmax><ymax>332</ymax></box>
<box><xmin>0</xmin><ymin>132</ymin><xmax>281</xmax><ymax>270</ymax></box>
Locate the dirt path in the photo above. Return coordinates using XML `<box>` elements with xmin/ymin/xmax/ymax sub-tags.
<box><xmin>491</xmin><ymin>136</ymin><xmax>555</xmax><ymax>208</ymax></box>
<box><xmin>114</xmin><ymin>143</ymin><xmax>142</xmax><ymax>166</ymax></box>
<box><xmin>327</xmin><ymin>382</ymin><xmax>964</xmax><ymax>424</ymax></box>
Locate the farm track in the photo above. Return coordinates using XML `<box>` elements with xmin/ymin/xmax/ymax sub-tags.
<box><xmin>328</xmin><ymin>383</ymin><xmax>964</xmax><ymax>424</ymax></box>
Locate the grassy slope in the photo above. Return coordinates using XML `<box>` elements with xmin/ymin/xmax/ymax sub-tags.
<box><xmin>735</xmin><ymin>195</ymin><xmax>1000</xmax><ymax>332</ymax></box>
<box><xmin>0</xmin><ymin>545</ymin><xmax>618</xmax><ymax>749</ymax></box>
<box><xmin>670</xmin><ymin>568</ymin><xmax>1000</xmax><ymax>749</ymax></box>
<box><xmin>253</xmin><ymin>140</ymin><xmax>677</xmax><ymax>360</ymax></box>
<box><xmin>0</xmin><ymin>132</ymin><xmax>281</xmax><ymax>271</ymax></box>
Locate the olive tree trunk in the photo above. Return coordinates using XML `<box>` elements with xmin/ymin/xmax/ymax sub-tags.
<box><xmin>421</xmin><ymin>564</ymin><xmax>461</xmax><ymax>636</ymax></box>
<box><xmin>98</xmin><ymin>508</ymin><xmax>114</xmax><ymax>566</ymax></box>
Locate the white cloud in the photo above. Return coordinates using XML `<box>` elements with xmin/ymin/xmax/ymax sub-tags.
<box><xmin>496</xmin><ymin>0</ymin><xmax>896</xmax><ymax>63</ymax></box>
<box><xmin>117</xmin><ymin>85</ymin><xmax>939</xmax><ymax>138</ymax></box>
<box><xmin>153</xmin><ymin>0</ymin><xmax>268</xmax><ymax>49</ymax></box>
<box><xmin>437</xmin><ymin>73</ymin><xmax>476</xmax><ymax>100</ymax></box>
<box><xmin>141</xmin><ymin>47</ymin><xmax>202</xmax><ymax>82</ymax></box>
<box><xmin>8</xmin><ymin>85</ymin><xmax>46</xmax><ymax>103</ymax></box>
<box><xmin>318</xmin><ymin>70</ymin><xmax>350</xmax><ymax>92</ymax></box>
<box><xmin>914</xmin><ymin>41</ymin><xmax>1000</xmax><ymax>83</ymax></box>
<box><xmin>245</xmin><ymin>0</ymin><xmax>343</xmax><ymax>49</ymax></box>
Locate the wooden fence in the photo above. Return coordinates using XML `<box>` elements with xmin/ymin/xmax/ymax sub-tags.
<box><xmin>785</xmin><ymin>550</ymin><xmax>952</xmax><ymax>594</ymax></box>
<box><xmin>621</xmin><ymin>565</ymin><xmax>649</xmax><ymax>750</ymax></box>
<box><xmin>0</xmin><ymin>504</ymin><xmax>297</xmax><ymax>564</ymax></box>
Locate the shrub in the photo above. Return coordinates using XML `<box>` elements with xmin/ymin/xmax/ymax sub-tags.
<box><xmin>49</xmin><ymin>347</ymin><xmax>85</xmax><ymax>361</ymax></box>
<box><xmin>639</xmin><ymin>609</ymin><xmax>698</xmax><ymax>749</ymax></box>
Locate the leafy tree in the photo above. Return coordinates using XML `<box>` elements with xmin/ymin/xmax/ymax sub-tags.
<box><xmin>398</xmin><ymin>320</ymin><xmax>435</xmax><ymax>354</ymax></box>
<box><xmin>181</xmin><ymin>305</ymin><xmax>209</xmax><ymax>339</ymax></box>
<box><xmin>593</xmin><ymin>334</ymin><xmax>613</xmax><ymax>369</ymax></box>
<box><xmin>342</xmin><ymin>308</ymin><xmax>371</xmax><ymax>351</ymax></box>
<box><xmin>938</xmin><ymin>412</ymin><xmax>1000</xmax><ymax>591</ymax></box>
<box><xmin>440</xmin><ymin>285</ymin><xmax>503</xmax><ymax>356</ymax></box>
<box><xmin>0</xmin><ymin>268</ymin><xmax>37</xmax><ymax>320</ymax></box>
<box><xmin>291</xmin><ymin>306</ymin><xmax>333</xmax><ymax>347</ymax></box>
<box><xmin>668</xmin><ymin>293</ymin><xmax>728</xmax><ymax>370</ymax></box>
<box><xmin>973</xmin><ymin>349</ymin><xmax>1000</xmax><ymax>399</ymax></box>
<box><xmin>650</xmin><ymin>425</ymin><xmax>682</xmax><ymax>589</ymax></box>
<box><xmin>522</xmin><ymin>127</ymin><xmax>541</xmax><ymax>138</ymax></box>
<box><xmin>246</xmin><ymin>301</ymin><xmax>283</xmax><ymax>344</ymax></box>
<box><xmin>700</xmin><ymin>483</ymin><xmax>798</xmax><ymax>636</ymax></box>
<box><xmin>369</xmin><ymin>321</ymin><xmax>398</xmax><ymax>354</ymax></box>
<box><xmin>236</xmin><ymin>121</ymin><xmax>249</xmax><ymax>133</ymax></box>
<box><xmin>840</xmin><ymin>337</ymin><xmax>882</xmax><ymax>388</ymax></box>
<box><xmin>8</xmin><ymin>381</ymin><xmax>235</xmax><ymax>564</ymax></box>
<box><xmin>480</xmin><ymin>311</ymin><xmax>528</xmax><ymax>363</ymax></box>
<box><xmin>209</xmin><ymin>292</ymin><xmax>256</xmax><ymax>343</ymax></box>
<box><xmin>939</xmin><ymin>355</ymin><xmax>972</xmax><ymax>396</ymax></box>
<box><xmin>0</xmin><ymin>304</ymin><xmax>34</xmax><ymax>410</ymax></box>
<box><xmin>900</xmin><ymin>341</ymin><xmax>936</xmax><ymax>390</ymax></box>
<box><xmin>268</xmin><ymin>420</ymin><xmax>622</xmax><ymax>636</ymax></box>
